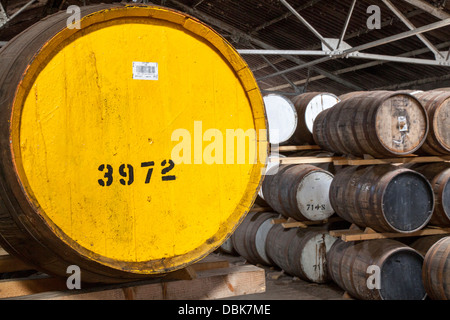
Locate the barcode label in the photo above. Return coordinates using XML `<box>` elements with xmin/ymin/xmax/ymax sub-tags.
<box><xmin>133</xmin><ymin>62</ymin><xmax>158</xmax><ymax>80</ymax></box>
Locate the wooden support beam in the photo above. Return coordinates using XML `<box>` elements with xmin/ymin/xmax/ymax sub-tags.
<box><xmin>8</xmin><ymin>265</ymin><xmax>266</xmax><ymax>300</ymax></box>
<box><xmin>333</xmin><ymin>155</ymin><xmax>450</xmax><ymax>166</ymax></box>
<box><xmin>329</xmin><ymin>227</ymin><xmax>450</xmax><ymax>242</ymax></box>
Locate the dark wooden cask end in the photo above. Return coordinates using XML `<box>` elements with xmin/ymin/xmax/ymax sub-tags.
<box><xmin>406</xmin><ymin>162</ymin><xmax>450</xmax><ymax>227</ymax></box>
<box><xmin>329</xmin><ymin>165</ymin><xmax>434</xmax><ymax>233</ymax></box>
<box><xmin>327</xmin><ymin>239</ymin><xmax>426</xmax><ymax>300</ymax></box>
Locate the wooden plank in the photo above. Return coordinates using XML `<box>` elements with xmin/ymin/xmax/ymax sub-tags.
<box><xmin>0</xmin><ymin>255</ymin><xmax>33</xmax><ymax>273</ymax></box>
<box><xmin>334</xmin><ymin>227</ymin><xmax>450</xmax><ymax>242</ymax></box>
<box><xmin>0</xmin><ymin>275</ymin><xmax>69</xmax><ymax>299</ymax></box>
<box><xmin>333</xmin><ymin>155</ymin><xmax>450</xmax><ymax>166</ymax></box>
<box><xmin>9</xmin><ymin>265</ymin><xmax>266</xmax><ymax>300</ymax></box>
<box><xmin>278</xmin><ymin>145</ymin><xmax>321</xmax><ymax>152</ymax></box>
<box><xmin>273</xmin><ymin>216</ymin><xmax>343</xmax><ymax>229</ymax></box>
<box><xmin>270</xmin><ymin>154</ymin><xmax>450</xmax><ymax>166</ymax></box>
<box><xmin>164</xmin><ymin>266</ymin><xmax>197</xmax><ymax>281</ymax></box>
<box><xmin>190</xmin><ymin>256</ymin><xmax>229</xmax><ymax>272</ymax></box>
<box><xmin>249</xmin><ymin>206</ymin><xmax>272</xmax><ymax>213</ymax></box>
<box><xmin>274</xmin><ymin>156</ymin><xmax>346</xmax><ymax>165</ymax></box>
<box><xmin>0</xmin><ymin>254</ymin><xmax>231</xmax><ymax>299</ymax></box>
<box><xmin>271</xmin><ymin>218</ymin><xmax>287</xmax><ymax>225</ymax></box>
<box><xmin>281</xmin><ymin>221</ymin><xmax>308</xmax><ymax>229</ymax></box>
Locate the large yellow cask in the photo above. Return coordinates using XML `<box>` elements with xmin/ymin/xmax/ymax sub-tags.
<box><xmin>0</xmin><ymin>5</ymin><xmax>268</xmax><ymax>283</ymax></box>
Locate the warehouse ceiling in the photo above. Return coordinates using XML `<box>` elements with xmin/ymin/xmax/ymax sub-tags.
<box><xmin>1</xmin><ymin>0</ymin><xmax>449</xmax><ymax>95</ymax></box>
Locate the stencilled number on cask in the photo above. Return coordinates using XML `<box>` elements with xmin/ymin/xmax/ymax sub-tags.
<box><xmin>98</xmin><ymin>160</ymin><xmax>176</xmax><ymax>186</ymax></box>
<box><xmin>306</xmin><ymin>204</ymin><xmax>327</xmax><ymax>211</ymax></box>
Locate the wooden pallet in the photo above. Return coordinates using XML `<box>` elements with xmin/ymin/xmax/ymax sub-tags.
<box><xmin>0</xmin><ymin>252</ymin><xmax>266</xmax><ymax>300</ymax></box>
<box><xmin>329</xmin><ymin>225</ymin><xmax>450</xmax><ymax>242</ymax></box>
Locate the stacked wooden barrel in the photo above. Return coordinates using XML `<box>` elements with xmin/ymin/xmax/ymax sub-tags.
<box><xmin>0</xmin><ymin>5</ymin><xmax>268</xmax><ymax>283</ymax></box>
<box><xmin>263</xmin><ymin>94</ymin><xmax>298</xmax><ymax>145</ymax></box>
<box><xmin>265</xmin><ymin>224</ymin><xmax>337</xmax><ymax>283</ymax></box>
<box><xmin>329</xmin><ymin>164</ymin><xmax>435</xmax><ymax>233</ymax></box>
<box><xmin>404</xmin><ymin>162</ymin><xmax>450</xmax><ymax>227</ymax></box>
<box><xmin>263</xmin><ymin>92</ymin><xmax>340</xmax><ymax>146</ymax></box>
<box><xmin>231</xmin><ymin>211</ymin><xmax>279</xmax><ymax>266</ymax></box>
<box><xmin>261</xmin><ymin>164</ymin><xmax>335</xmax><ymax>222</ymax></box>
<box><xmin>313</xmin><ymin>91</ymin><xmax>429</xmax><ymax>158</ymax></box>
<box><xmin>411</xmin><ymin>91</ymin><xmax>450</xmax><ymax>155</ymax></box>
<box><xmin>230</xmin><ymin>211</ymin><xmax>338</xmax><ymax>284</ymax></box>
<box><xmin>422</xmin><ymin>236</ymin><xmax>450</xmax><ymax>300</ymax></box>
<box><xmin>327</xmin><ymin>239</ymin><xmax>427</xmax><ymax>300</ymax></box>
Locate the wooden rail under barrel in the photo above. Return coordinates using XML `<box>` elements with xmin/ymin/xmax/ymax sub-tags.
<box><xmin>0</xmin><ymin>250</ymin><xmax>266</xmax><ymax>300</ymax></box>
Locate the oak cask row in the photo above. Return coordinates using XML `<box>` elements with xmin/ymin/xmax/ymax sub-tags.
<box><xmin>265</xmin><ymin>224</ymin><xmax>337</xmax><ymax>283</ymax></box>
<box><xmin>262</xmin><ymin>164</ymin><xmax>335</xmax><ymax>221</ymax></box>
<box><xmin>411</xmin><ymin>91</ymin><xmax>450</xmax><ymax>155</ymax></box>
<box><xmin>405</xmin><ymin>162</ymin><xmax>450</xmax><ymax>227</ymax></box>
<box><xmin>231</xmin><ymin>211</ymin><xmax>279</xmax><ymax>266</ymax></box>
<box><xmin>329</xmin><ymin>165</ymin><xmax>434</xmax><ymax>233</ymax></box>
<box><xmin>422</xmin><ymin>236</ymin><xmax>450</xmax><ymax>300</ymax></box>
<box><xmin>287</xmin><ymin>92</ymin><xmax>340</xmax><ymax>145</ymax></box>
<box><xmin>0</xmin><ymin>5</ymin><xmax>268</xmax><ymax>283</ymax></box>
<box><xmin>313</xmin><ymin>91</ymin><xmax>429</xmax><ymax>157</ymax></box>
<box><xmin>327</xmin><ymin>239</ymin><xmax>426</xmax><ymax>300</ymax></box>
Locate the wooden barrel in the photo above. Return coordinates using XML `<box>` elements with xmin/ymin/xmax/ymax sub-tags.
<box><xmin>263</xmin><ymin>94</ymin><xmax>298</xmax><ymax>145</ymax></box>
<box><xmin>231</xmin><ymin>211</ymin><xmax>279</xmax><ymax>266</ymax></box>
<box><xmin>258</xmin><ymin>152</ymin><xmax>286</xmax><ymax>200</ymax></box>
<box><xmin>287</xmin><ymin>92</ymin><xmax>340</xmax><ymax>145</ymax></box>
<box><xmin>265</xmin><ymin>224</ymin><xmax>337</xmax><ymax>283</ymax></box>
<box><xmin>327</xmin><ymin>239</ymin><xmax>426</xmax><ymax>300</ymax></box>
<box><xmin>410</xmin><ymin>234</ymin><xmax>448</xmax><ymax>256</ymax></box>
<box><xmin>330</xmin><ymin>165</ymin><xmax>434</xmax><ymax>233</ymax></box>
<box><xmin>339</xmin><ymin>90</ymin><xmax>373</xmax><ymax>101</ymax></box>
<box><xmin>313</xmin><ymin>91</ymin><xmax>429</xmax><ymax>157</ymax></box>
<box><xmin>432</xmin><ymin>87</ymin><xmax>450</xmax><ymax>92</ymax></box>
<box><xmin>405</xmin><ymin>162</ymin><xmax>450</xmax><ymax>226</ymax></box>
<box><xmin>262</xmin><ymin>164</ymin><xmax>335</xmax><ymax>221</ymax></box>
<box><xmin>422</xmin><ymin>236</ymin><xmax>450</xmax><ymax>300</ymax></box>
<box><xmin>0</xmin><ymin>5</ymin><xmax>268</xmax><ymax>283</ymax></box>
<box><xmin>411</xmin><ymin>91</ymin><xmax>450</xmax><ymax>155</ymax></box>
<box><xmin>219</xmin><ymin>238</ymin><xmax>238</xmax><ymax>256</ymax></box>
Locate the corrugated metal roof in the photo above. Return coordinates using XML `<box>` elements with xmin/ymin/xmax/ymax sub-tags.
<box><xmin>1</xmin><ymin>0</ymin><xmax>449</xmax><ymax>95</ymax></box>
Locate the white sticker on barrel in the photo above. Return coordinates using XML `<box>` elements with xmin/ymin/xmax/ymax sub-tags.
<box><xmin>133</xmin><ymin>62</ymin><xmax>158</xmax><ymax>80</ymax></box>
<box><xmin>398</xmin><ymin>116</ymin><xmax>408</xmax><ymax>132</ymax></box>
